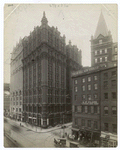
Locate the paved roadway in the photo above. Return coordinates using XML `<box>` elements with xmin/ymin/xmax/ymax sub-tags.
<box><xmin>4</xmin><ymin>118</ymin><xmax>82</xmax><ymax>148</ymax></box>
<box><xmin>4</xmin><ymin>135</ymin><xmax>18</xmax><ymax>147</ymax></box>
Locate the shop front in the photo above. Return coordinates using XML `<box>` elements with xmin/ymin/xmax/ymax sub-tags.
<box><xmin>100</xmin><ymin>131</ymin><xmax>117</xmax><ymax>147</ymax></box>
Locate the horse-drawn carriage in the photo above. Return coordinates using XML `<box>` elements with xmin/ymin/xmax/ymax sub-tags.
<box><xmin>54</xmin><ymin>138</ymin><xmax>66</xmax><ymax>147</ymax></box>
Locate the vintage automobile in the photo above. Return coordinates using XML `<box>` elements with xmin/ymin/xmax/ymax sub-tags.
<box><xmin>69</xmin><ymin>141</ymin><xmax>79</xmax><ymax>147</ymax></box>
<box><xmin>67</xmin><ymin>134</ymin><xmax>75</xmax><ymax>140</ymax></box>
<box><xmin>54</xmin><ymin>138</ymin><xmax>66</xmax><ymax>147</ymax></box>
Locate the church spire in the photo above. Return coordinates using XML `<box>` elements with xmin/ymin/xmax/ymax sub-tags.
<box><xmin>94</xmin><ymin>11</ymin><xmax>108</xmax><ymax>39</ymax></box>
<box><xmin>41</xmin><ymin>11</ymin><xmax>48</xmax><ymax>25</ymax></box>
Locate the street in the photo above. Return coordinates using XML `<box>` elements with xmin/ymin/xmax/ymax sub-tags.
<box><xmin>4</xmin><ymin>118</ymin><xmax>76</xmax><ymax>148</ymax></box>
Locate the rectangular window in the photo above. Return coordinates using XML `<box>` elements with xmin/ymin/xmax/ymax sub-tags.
<box><xmin>74</xmin><ymin>79</ymin><xmax>78</xmax><ymax>84</ymax></box>
<box><xmin>95</xmin><ymin>51</ymin><xmax>97</xmax><ymax>55</ymax></box>
<box><xmin>114</xmin><ymin>48</ymin><xmax>117</xmax><ymax>53</ymax></box>
<box><xmin>94</xmin><ymin>84</ymin><xmax>98</xmax><ymax>90</ymax></box>
<box><xmin>105</xmin><ymin>57</ymin><xmax>107</xmax><ymax>62</ymax></box>
<box><xmin>112</xmin><ymin>71</ymin><xmax>117</xmax><ymax>77</ymax></box>
<box><xmin>91</xmin><ymin>106</ymin><xmax>94</xmax><ymax>113</ymax></box>
<box><xmin>112</xmin><ymin>124</ymin><xmax>117</xmax><ymax>133</ymax></box>
<box><xmin>77</xmin><ymin>106</ymin><xmax>82</xmax><ymax>113</ymax></box>
<box><xmin>82</xmin><ymin>106</ymin><xmax>85</xmax><ymax>113</ymax></box>
<box><xmin>75</xmin><ymin>95</ymin><xmax>77</xmax><ymax>101</ymax></box>
<box><xmin>88</xmin><ymin>106</ymin><xmax>91</xmax><ymax>113</ymax></box>
<box><xmin>104</xmin><ymin>81</ymin><xmax>108</xmax><ymax>89</ymax></box>
<box><xmin>88</xmin><ymin>85</ymin><xmax>91</xmax><ymax>90</ymax></box>
<box><xmin>94</xmin><ymin>106</ymin><xmax>97</xmax><ymax>113</ymax></box>
<box><xmin>88</xmin><ymin>77</ymin><xmax>91</xmax><ymax>82</ymax></box>
<box><xmin>82</xmin><ymin>85</ymin><xmax>85</xmax><ymax>91</ymax></box>
<box><xmin>82</xmin><ymin>78</ymin><xmax>85</xmax><ymax>83</ymax></box>
<box><xmin>88</xmin><ymin>95</ymin><xmax>91</xmax><ymax>100</ymax></box>
<box><xmin>19</xmin><ymin>108</ymin><xmax>21</xmax><ymax>112</ymax></box>
<box><xmin>112</xmin><ymin>106</ymin><xmax>117</xmax><ymax>115</ymax></box>
<box><xmin>16</xmin><ymin>108</ymin><xmax>18</xmax><ymax>112</ymax></box>
<box><xmin>100</xmin><ymin>49</ymin><xmax>102</xmax><ymax>54</ymax></box>
<box><xmin>100</xmin><ymin>57</ymin><xmax>102</xmax><ymax>62</ymax></box>
<box><xmin>94</xmin><ymin>94</ymin><xmax>98</xmax><ymax>99</ymax></box>
<box><xmin>95</xmin><ymin>58</ymin><xmax>97</xmax><ymax>63</ymax></box>
<box><xmin>94</xmin><ymin>121</ymin><xmax>98</xmax><ymax>129</ymax></box>
<box><xmin>99</xmin><ymin>40</ymin><xmax>102</xmax><ymax>44</ymax></box>
<box><xmin>112</xmin><ymin>92</ymin><xmax>117</xmax><ymax>99</ymax></box>
<box><xmin>104</xmin><ymin>123</ymin><xmax>108</xmax><ymax>131</ymax></box>
<box><xmin>114</xmin><ymin>55</ymin><xmax>117</xmax><ymax>60</ymax></box>
<box><xmin>85</xmin><ymin>106</ymin><xmax>88</xmax><ymax>113</ymax></box>
<box><xmin>81</xmin><ymin>119</ymin><xmax>85</xmax><ymax>126</ymax></box>
<box><xmin>111</xmin><ymin>80</ymin><xmax>116</xmax><ymax>87</ymax></box>
<box><xmin>94</xmin><ymin>75</ymin><xmax>97</xmax><ymax>81</ymax></box>
<box><xmin>104</xmin><ymin>106</ymin><xmax>108</xmax><ymax>115</ymax></box>
<box><xmin>88</xmin><ymin>120</ymin><xmax>91</xmax><ymax>127</ymax></box>
<box><xmin>74</xmin><ymin>87</ymin><xmax>78</xmax><ymax>92</ymax></box>
<box><xmin>105</xmin><ymin>48</ymin><xmax>107</xmax><ymax>53</ymax></box>
<box><xmin>82</xmin><ymin>95</ymin><xmax>85</xmax><ymax>100</ymax></box>
<box><xmin>104</xmin><ymin>93</ymin><xmax>108</xmax><ymax>99</ymax></box>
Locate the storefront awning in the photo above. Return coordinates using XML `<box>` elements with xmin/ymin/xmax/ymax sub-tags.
<box><xmin>71</xmin><ymin>128</ymin><xmax>79</xmax><ymax>131</ymax></box>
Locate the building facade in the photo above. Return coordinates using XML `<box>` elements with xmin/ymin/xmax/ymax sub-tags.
<box><xmin>22</xmin><ymin>12</ymin><xmax>82</xmax><ymax>128</ymax></box>
<box><xmin>72</xmin><ymin>63</ymin><xmax>117</xmax><ymax>147</ymax></box>
<box><xmin>10</xmin><ymin>39</ymin><xmax>23</xmax><ymax>121</ymax></box>
<box><xmin>91</xmin><ymin>12</ymin><xmax>118</xmax><ymax>67</ymax></box>
<box><xmin>4</xmin><ymin>83</ymin><xmax>10</xmax><ymax>116</ymax></box>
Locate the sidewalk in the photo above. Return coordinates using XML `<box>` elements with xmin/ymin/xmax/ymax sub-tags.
<box><xmin>6</xmin><ymin>117</ymin><xmax>72</xmax><ymax>133</ymax></box>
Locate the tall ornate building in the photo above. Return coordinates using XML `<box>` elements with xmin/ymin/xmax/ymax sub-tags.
<box><xmin>91</xmin><ymin>12</ymin><xmax>118</xmax><ymax>67</ymax></box>
<box><xmin>22</xmin><ymin>12</ymin><xmax>82</xmax><ymax>128</ymax></box>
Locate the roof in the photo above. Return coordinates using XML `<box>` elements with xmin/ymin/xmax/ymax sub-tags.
<box><xmin>94</xmin><ymin>12</ymin><xmax>108</xmax><ymax>39</ymax></box>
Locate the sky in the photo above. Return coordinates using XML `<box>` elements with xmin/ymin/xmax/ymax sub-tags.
<box><xmin>4</xmin><ymin>4</ymin><xmax>118</xmax><ymax>83</ymax></box>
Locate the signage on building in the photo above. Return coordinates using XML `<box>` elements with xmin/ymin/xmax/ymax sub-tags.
<box><xmin>81</xmin><ymin>100</ymin><xmax>99</xmax><ymax>105</ymax></box>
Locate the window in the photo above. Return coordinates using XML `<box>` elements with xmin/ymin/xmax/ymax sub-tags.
<box><xmin>82</xmin><ymin>78</ymin><xmax>85</xmax><ymax>83</ymax></box>
<box><xmin>114</xmin><ymin>48</ymin><xmax>117</xmax><ymax>53</ymax></box>
<box><xmin>85</xmin><ymin>106</ymin><xmax>88</xmax><ymax>113</ymax></box>
<box><xmin>88</xmin><ymin>85</ymin><xmax>91</xmax><ymax>90</ymax></box>
<box><xmin>75</xmin><ymin>87</ymin><xmax>78</xmax><ymax>92</ymax></box>
<box><xmin>82</xmin><ymin>95</ymin><xmax>85</xmax><ymax>100</ymax></box>
<box><xmin>91</xmin><ymin>106</ymin><xmax>94</xmax><ymax>113</ymax></box>
<box><xmin>112</xmin><ymin>124</ymin><xmax>117</xmax><ymax>133</ymax></box>
<box><xmin>77</xmin><ymin>106</ymin><xmax>82</xmax><ymax>113</ymax></box>
<box><xmin>82</xmin><ymin>106</ymin><xmax>85</xmax><ymax>113</ymax></box>
<box><xmin>94</xmin><ymin>75</ymin><xmax>97</xmax><ymax>81</ymax></box>
<box><xmin>94</xmin><ymin>84</ymin><xmax>98</xmax><ymax>90</ymax></box>
<box><xmin>82</xmin><ymin>85</ymin><xmax>85</xmax><ymax>91</ymax></box>
<box><xmin>88</xmin><ymin>120</ymin><xmax>91</xmax><ymax>127</ymax></box>
<box><xmin>88</xmin><ymin>95</ymin><xmax>91</xmax><ymax>100</ymax></box>
<box><xmin>111</xmin><ymin>80</ymin><xmax>116</xmax><ymax>87</ymax></box>
<box><xmin>88</xmin><ymin>77</ymin><xmax>91</xmax><ymax>82</ymax></box>
<box><xmin>104</xmin><ymin>106</ymin><xmax>108</xmax><ymax>115</ymax></box>
<box><xmin>105</xmin><ymin>57</ymin><xmax>107</xmax><ymax>62</ymax></box>
<box><xmin>94</xmin><ymin>121</ymin><xmax>98</xmax><ymax>129</ymax></box>
<box><xmin>112</xmin><ymin>71</ymin><xmax>117</xmax><ymax>77</ymax></box>
<box><xmin>99</xmin><ymin>40</ymin><xmax>102</xmax><ymax>44</ymax></box>
<box><xmin>94</xmin><ymin>94</ymin><xmax>98</xmax><ymax>99</ymax></box>
<box><xmin>112</xmin><ymin>107</ymin><xmax>117</xmax><ymax>115</ymax></box>
<box><xmin>112</xmin><ymin>92</ymin><xmax>117</xmax><ymax>99</ymax></box>
<box><xmin>104</xmin><ymin>72</ymin><xmax>108</xmax><ymax>80</ymax></box>
<box><xmin>100</xmin><ymin>49</ymin><xmax>102</xmax><ymax>54</ymax></box>
<box><xmin>105</xmin><ymin>48</ymin><xmax>107</xmax><ymax>53</ymax></box>
<box><xmin>75</xmin><ymin>106</ymin><xmax>77</xmax><ymax>112</ymax></box>
<box><xmin>88</xmin><ymin>106</ymin><xmax>91</xmax><ymax>113</ymax></box>
<box><xmin>16</xmin><ymin>108</ymin><xmax>18</xmax><ymax>112</ymax></box>
<box><xmin>75</xmin><ymin>95</ymin><xmax>77</xmax><ymax>101</ymax></box>
<box><xmin>75</xmin><ymin>118</ymin><xmax>78</xmax><ymax>125</ymax></box>
<box><xmin>114</xmin><ymin>55</ymin><xmax>117</xmax><ymax>60</ymax></box>
<box><xmin>104</xmin><ymin>81</ymin><xmax>108</xmax><ymax>89</ymax></box>
<box><xmin>81</xmin><ymin>119</ymin><xmax>85</xmax><ymax>126</ymax></box>
<box><xmin>19</xmin><ymin>108</ymin><xmax>21</xmax><ymax>112</ymax></box>
<box><xmin>95</xmin><ymin>58</ymin><xmax>97</xmax><ymax>63</ymax></box>
<box><xmin>97</xmin><ymin>106</ymin><xmax>100</xmax><ymax>114</ymax></box>
<box><xmin>104</xmin><ymin>93</ymin><xmax>108</xmax><ymax>99</ymax></box>
<box><xmin>100</xmin><ymin>57</ymin><xmax>102</xmax><ymax>62</ymax></box>
<box><xmin>74</xmin><ymin>79</ymin><xmax>78</xmax><ymax>84</ymax></box>
<box><xmin>104</xmin><ymin>123</ymin><xmax>108</xmax><ymax>131</ymax></box>
<box><xmin>94</xmin><ymin>106</ymin><xmax>97</xmax><ymax>113</ymax></box>
<box><xmin>95</xmin><ymin>51</ymin><xmax>97</xmax><ymax>55</ymax></box>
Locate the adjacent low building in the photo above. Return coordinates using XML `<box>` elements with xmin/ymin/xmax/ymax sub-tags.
<box><xmin>72</xmin><ymin>63</ymin><xmax>117</xmax><ymax>147</ymax></box>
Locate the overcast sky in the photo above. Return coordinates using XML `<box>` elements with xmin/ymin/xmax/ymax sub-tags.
<box><xmin>4</xmin><ymin>4</ymin><xmax>118</xmax><ymax>83</ymax></box>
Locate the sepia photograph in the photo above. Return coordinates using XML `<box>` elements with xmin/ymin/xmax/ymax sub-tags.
<box><xmin>3</xmin><ymin>3</ymin><xmax>118</xmax><ymax>148</ymax></box>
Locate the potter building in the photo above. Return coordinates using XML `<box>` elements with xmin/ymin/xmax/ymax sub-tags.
<box><xmin>21</xmin><ymin>12</ymin><xmax>82</xmax><ymax>128</ymax></box>
<box><xmin>71</xmin><ymin>12</ymin><xmax>117</xmax><ymax>147</ymax></box>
